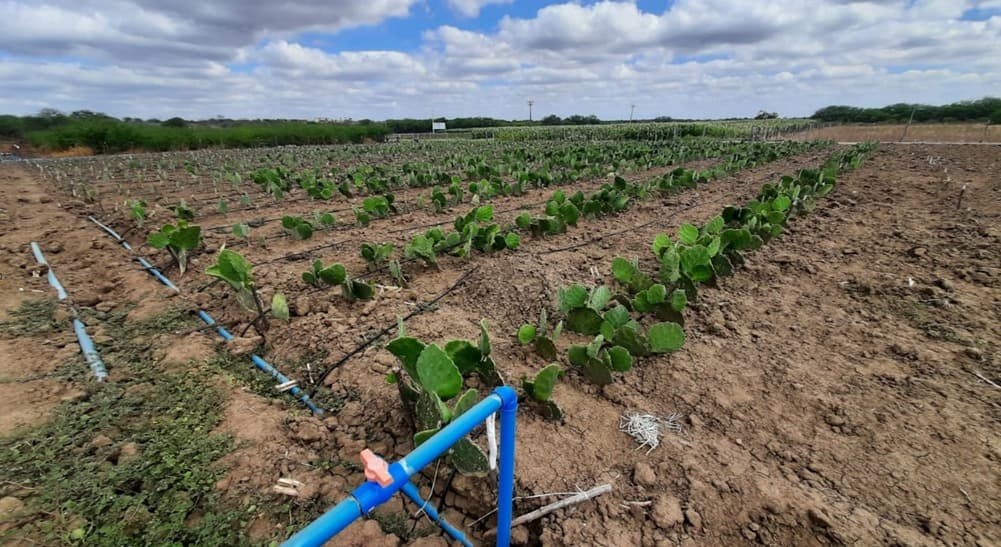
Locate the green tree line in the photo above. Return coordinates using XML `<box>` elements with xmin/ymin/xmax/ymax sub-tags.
<box><xmin>0</xmin><ymin>110</ymin><xmax>390</xmax><ymax>153</ymax></box>
<box><xmin>812</xmin><ymin>97</ymin><xmax>1001</xmax><ymax>124</ymax></box>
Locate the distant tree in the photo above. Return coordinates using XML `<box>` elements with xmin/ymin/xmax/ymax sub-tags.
<box><xmin>653</xmin><ymin>116</ymin><xmax>674</xmax><ymax>122</ymax></box>
<box><xmin>0</xmin><ymin>115</ymin><xmax>24</xmax><ymax>138</ymax></box>
<box><xmin>990</xmin><ymin>108</ymin><xmax>1001</xmax><ymax>125</ymax></box>
<box><xmin>754</xmin><ymin>110</ymin><xmax>778</xmax><ymax>120</ymax></box>
<box><xmin>70</xmin><ymin>110</ymin><xmax>113</xmax><ymax>120</ymax></box>
<box><xmin>37</xmin><ymin>108</ymin><xmax>65</xmax><ymax>119</ymax></box>
<box><xmin>565</xmin><ymin>114</ymin><xmax>601</xmax><ymax>125</ymax></box>
<box><xmin>162</xmin><ymin>117</ymin><xmax>187</xmax><ymax>128</ymax></box>
<box><xmin>812</xmin><ymin>97</ymin><xmax>1001</xmax><ymax>123</ymax></box>
<box><xmin>541</xmin><ymin>114</ymin><xmax>562</xmax><ymax>125</ymax></box>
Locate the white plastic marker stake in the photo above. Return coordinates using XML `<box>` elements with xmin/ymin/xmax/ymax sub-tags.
<box><xmin>486</xmin><ymin>412</ymin><xmax>498</xmax><ymax>471</ymax></box>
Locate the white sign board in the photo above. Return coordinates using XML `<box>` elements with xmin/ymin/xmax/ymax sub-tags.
<box><xmin>432</xmin><ymin>122</ymin><xmax>446</xmax><ymax>132</ymax></box>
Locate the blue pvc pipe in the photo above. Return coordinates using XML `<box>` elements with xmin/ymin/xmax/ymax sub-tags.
<box><xmin>30</xmin><ymin>242</ymin><xmax>68</xmax><ymax>300</ymax></box>
<box><xmin>496</xmin><ymin>387</ymin><xmax>518</xmax><ymax>547</ymax></box>
<box><xmin>283</xmin><ymin>386</ymin><xmax>518</xmax><ymax>547</ymax></box>
<box><xmin>196</xmin><ymin>310</ymin><xmax>322</xmax><ymax>415</ymax></box>
<box><xmin>400</xmin><ymin>481</ymin><xmax>472</xmax><ymax>547</ymax></box>
<box><xmin>29</xmin><ymin>242</ymin><xmax>108</xmax><ymax>381</ymax></box>
<box><xmin>90</xmin><ymin>217</ymin><xmax>319</xmax><ymax>414</ymax></box>
<box><xmin>88</xmin><ymin>216</ymin><xmax>179</xmax><ymax>292</ymax></box>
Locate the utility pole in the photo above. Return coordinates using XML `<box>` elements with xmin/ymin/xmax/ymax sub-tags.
<box><xmin>528</xmin><ymin>100</ymin><xmax>534</xmax><ymax>122</ymax></box>
<box><xmin>629</xmin><ymin>104</ymin><xmax>636</xmax><ymax>122</ymax></box>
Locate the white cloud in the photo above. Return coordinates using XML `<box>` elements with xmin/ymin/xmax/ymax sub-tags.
<box><xmin>256</xmin><ymin>41</ymin><xmax>426</xmax><ymax>81</ymax></box>
<box><xmin>0</xmin><ymin>0</ymin><xmax>418</xmax><ymax>64</ymax></box>
<box><xmin>447</xmin><ymin>0</ymin><xmax>513</xmax><ymax>18</ymax></box>
<box><xmin>0</xmin><ymin>0</ymin><xmax>999</xmax><ymax>120</ymax></box>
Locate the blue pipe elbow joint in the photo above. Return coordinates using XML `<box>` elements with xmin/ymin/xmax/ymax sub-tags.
<box><xmin>494</xmin><ymin>385</ymin><xmax>518</xmax><ymax>411</ymax></box>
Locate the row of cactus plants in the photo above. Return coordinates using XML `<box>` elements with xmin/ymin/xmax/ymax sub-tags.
<box><xmin>516</xmin><ymin>142</ymin><xmax>876</xmax><ymax>389</ymax></box>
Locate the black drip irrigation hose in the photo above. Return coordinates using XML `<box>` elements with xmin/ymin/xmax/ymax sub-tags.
<box><xmin>310</xmin><ymin>265</ymin><xmax>479</xmax><ymax>396</ymax></box>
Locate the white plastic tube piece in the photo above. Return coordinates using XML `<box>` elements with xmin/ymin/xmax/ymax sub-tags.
<box><xmin>486</xmin><ymin>412</ymin><xmax>497</xmax><ymax>471</ymax></box>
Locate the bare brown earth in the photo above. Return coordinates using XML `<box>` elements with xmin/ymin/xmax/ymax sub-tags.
<box><xmin>791</xmin><ymin>123</ymin><xmax>1001</xmax><ymax>143</ymax></box>
<box><xmin>1</xmin><ymin>142</ymin><xmax>999</xmax><ymax>546</ymax></box>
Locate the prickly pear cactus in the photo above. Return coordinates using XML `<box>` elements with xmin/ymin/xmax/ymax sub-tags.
<box><xmin>448</xmin><ymin>437</ymin><xmax>489</xmax><ymax>477</ymax></box>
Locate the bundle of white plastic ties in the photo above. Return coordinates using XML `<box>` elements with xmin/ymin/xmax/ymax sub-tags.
<box><xmin>619</xmin><ymin>412</ymin><xmax>683</xmax><ymax>453</ymax></box>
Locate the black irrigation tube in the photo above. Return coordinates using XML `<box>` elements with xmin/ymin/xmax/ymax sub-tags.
<box><xmin>309</xmin><ymin>265</ymin><xmax>480</xmax><ymax>396</ymax></box>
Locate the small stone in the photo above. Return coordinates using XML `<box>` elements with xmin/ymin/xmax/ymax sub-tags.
<box><xmin>90</xmin><ymin>434</ymin><xmax>113</xmax><ymax>448</ymax></box>
<box><xmin>0</xmin><ymin>496</ymin><xmax>25</xmax><ymax>522</ymax></box>
<box><xmin>808</xmin><ymin>508</ymin><xmax>832</xmax><ymax>528</ymax></box>
<box><xmin>510</xmin><ymin>525</ymin><xmax>530</xmax><ymax>545</ymax></box>
<box><xmin>742</xmin><ymin>528</ymin><xmax>757</xmax><ymax>541</ymax></box>
<box><xmin>651</xmin><ymin>495</ymin><xmax>684</xmax><ymax>530</ymax></box>
<box><xmin>227</xmin><ymin>335</ymin><xmax>262</xmax><ymax>356</ymax></box>
<box><xmin>293</xmin><ymin>296</ymin><xmax>311</xmax><ymax>317</ymax></box>
<box><xmin>965</xmin><ymin>347</ymin><xmax>984</xmax><ymax>361</ymax></box>
<box><xmin>684</xmin><ymin>509</ymin><xmax>702</xmax><ymax>530</ymax></box>
<box><xmin>634</xmin><ymin>462</ymin><xmax>657</xmax><ymax>487</ymax></box>
<box><xmin>825</xmin><ymin>414</ymin><xmax>845</xmax><ymax>426</ymax></box>
<box><xmin>76</xmin><ymin>293</ymin><xmax>101</xmax><ymax>306</ymax></box>
<box><xmin>934</xmin><ymin>277</ymin><xmax>956</xmax><ymax>291</ymax></box>
<box><xmin>118</xmin><ymin>442</ymin><xmax>140</xmax><ymax>463</ymax></box>
<box><xmin>688</xmin><ymin>414</ymin><xmax>703</xmax><ymax>431</ymax></box>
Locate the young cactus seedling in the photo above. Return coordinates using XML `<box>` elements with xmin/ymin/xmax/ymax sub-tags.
<box><xmin>281</xmin><ymin>215</ymin><xmax>314</xmax><ymax>240</ymax></box>
<box><xmin>302</xmin><ymin>260</ymin><xmax>346</xmax><ymax>287</ymax></box>
<box><xmin>388</xmin><ymin>259</ymin><xmax>408</xmax><ymax>288</ymax></box>
<box><xmin>360</xmin><ymin>242</ymin><xmax>394</xmax><ymax>272</ymax></box>
<box><xmin>522</xmin><ymin>363</ymin><xmax>564</xmax><ymax>422</ymax></box>
<box><xmin>127</xmin><ymin>199</ymin><xmax>148</xmax><ymax>228</ymax></box>
<box><xmin>384</xmin><ymin>320</ymin><xmax>505</xmax><ymax>476</ymax></box>
<box><xmin>171</xmin><ymin>201</ymin><xmax>196</xmax><ymax>221</ymax></box>
<box><xmin>567</xmin><ymin>335</ymin><xmax>633</xmax><ymax>386</ymax></box>
<box><xmin>559</xmin><ymin>284</ymin><xmax>612</xmax><ymax>335</ymax></box>
<box><xmin>205</xmin><ymin>249</ymin><xmax>273</xmax><ymax>337</ymax></box>
<box><xmin>404</xmin><ymin>233</ymin><xmax>438</xmax><ymax>268</ymax></box>
<box><xmin>517</xmin><ymin>309</ymin><xmax>563</xmax><ymax>360</ymax></box>
<box><xmin>300</xmin><ymin>260</ymin><xmax>373</xmax><ymax>301</ymax></box>
<box><xmin>147</xmin><ymin>220</ymin><xmax>201</xmax><ymax>274</ymax></box>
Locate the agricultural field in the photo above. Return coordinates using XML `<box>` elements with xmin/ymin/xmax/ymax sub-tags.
<box><xmin>0</xmin><ymin>131</ymin><xmax>999</xmax><ymax>546</ymax></box>
<box><xmin>790</xmin><ymin>123</ymin><xmax>1001</xmax><ymax>144</ymax></box>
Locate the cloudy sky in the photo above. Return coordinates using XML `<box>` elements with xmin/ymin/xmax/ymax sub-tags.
<box><xmin>1</xmin><ymin>0</ymin><xmax>999</xmax><ymax>120</ymax></box>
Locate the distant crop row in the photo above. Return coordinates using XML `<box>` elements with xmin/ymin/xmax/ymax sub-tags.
<box><xmin>26</xmin><ymin>119</ymin><xmax>391</xmax><ymax>154</ymax></box>
<box><xmin>476</xmin><ymin>119</ymin><xmax>817</xmax><ymax>141</ymax></box>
